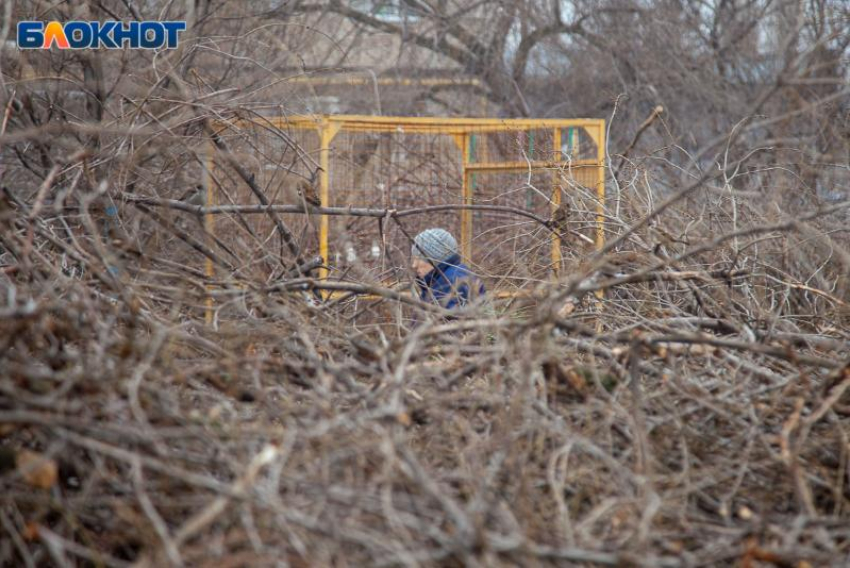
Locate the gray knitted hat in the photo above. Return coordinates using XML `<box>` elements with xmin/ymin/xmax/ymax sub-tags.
<box><xmin>411</xmin><ymin>228</ymin><xmax>458</xmax><ymax>263</ymax></box>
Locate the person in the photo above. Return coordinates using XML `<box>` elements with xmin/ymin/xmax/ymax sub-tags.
<box><xmin>411</xmin><ymin>228</ymin><xmax>484</xmax><ymax>310</ymax></box>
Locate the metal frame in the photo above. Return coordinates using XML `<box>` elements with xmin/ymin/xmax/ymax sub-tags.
<box><xmin>205</xmin><ymin>114</ymin><xmax>606</xmax><ymax>307</ymax></box>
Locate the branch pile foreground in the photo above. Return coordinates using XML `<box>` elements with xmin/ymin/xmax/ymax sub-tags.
<box><xmin>1</xmin><ymin>205</ymin><xmax>849</xmax><ymax>567</ymax></box>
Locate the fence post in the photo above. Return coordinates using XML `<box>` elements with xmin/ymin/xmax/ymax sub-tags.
<box><xmin>551</xmin><ymin>127</ymin><xmax>562</xmax><ymax>277</ymax></box>
<box><xmin>461</xmin><ymin>134</ymin><xmax>473</xmax><ymax>262</ymax></box>
<box><xmin>595</xmin><ymin>121</ymin><xmax>607</xmax><ymax>316</ymax></box>
<box><xmin>595</xmin><ymin>121</ymin><xmax>606</xmax><ymax>253</ymax></box>
<box><xmin>319</xmin><ymin>117</ymin><xmax>342</xmax><ymax>283</ymax></box>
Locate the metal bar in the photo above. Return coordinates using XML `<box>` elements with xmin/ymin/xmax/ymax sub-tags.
<box><xmin>595</xmin><ymin>122</ymin><xmax>607</xmax><ymax>313</ymax></box>
<box><xmin>461</xmin><ymin>134</ymin><xmax>472</xmax><ymax>262</ymax></box>
<box><xmin>526</xmin><ymin>132</ymin><xmax>535</xmax><ymax>209</ymax></box>
<box><xmin>551</xmin><ymin>127</ymin><xmax>562</xmax><ymax>277</ymax></box>
<box><xmin>331</xmin><ymin>288</ymin><xmax>534</xmax><ymax>302</ymax></box>
<box><xmin>318</xmin><ymin>119</ymin><xmax>341</xmax><ymax>281</ymax></box>
<box><xmin>448</xmin><ymin>159</ymin><xmax>598</xmax><ymax>172</ymax></box>
<box><xmin>595</xmin><ymin>123</ymin><xmax>606</xmax><ymax>251</ymax></box>
<box><xmin>309</xmin><ymin>115</ymin><xmax>605</xmax><ymax>128</ymax></box>
<box><xmin>235</xmin><ymin>115</ymin><xmax>605</xmax><ymax>135</ymax></box>
<box><xmin>565</xmin><ymin>126</ymin><xmax>579</xmax><ymax>157</ymax></box>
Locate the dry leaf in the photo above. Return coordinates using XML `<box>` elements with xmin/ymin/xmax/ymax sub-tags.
<box><xmin>689</xmin><ymin>343</ymin><xmax>716</xmax><ymax>356</ymax></box>
<box><xmin>558</xmin><ymin>300</ymin><xmax>576</xmax><ymax>317</ymax></box>
<box><xmin>16</xmin><ymin>450</ymin><xmax>58</xmax><ymax>490</ymax></box>
<box><xmin>23</xmin><ymin>522</ymin><xmax>39</xmax><ymax>541</ymax></box>
<box><xmin>564</xmin><ymin>369</ymin><xmax>589</xmax><ymax>395</ymax></box>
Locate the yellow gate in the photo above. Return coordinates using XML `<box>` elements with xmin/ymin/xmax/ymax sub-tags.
<box><xmin>203</xmin><ymin>115</ymin><xmax>605</xmax><ymax>306</ymax></box>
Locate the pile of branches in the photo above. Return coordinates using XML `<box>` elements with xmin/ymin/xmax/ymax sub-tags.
<box><xmin>2</xmin><ymin>159</ymin><xmax>849</xmax><ymax>567</ymax></box>
<box><xmin>2</xmin><ymin>0</ymin><xmax>848</xmax><ymax>563</ymax></box>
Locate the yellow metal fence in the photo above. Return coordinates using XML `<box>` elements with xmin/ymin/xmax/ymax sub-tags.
<box><xmin>203</xmin><ymin>115</ymin><xmax>605</xmax><ymax>309</ymax></box>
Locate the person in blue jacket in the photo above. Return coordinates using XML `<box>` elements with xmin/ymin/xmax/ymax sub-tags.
<box><xmin>410</xmin><ymin>228</ymin><xmax>484</xmax><ymax>310</ymax></box>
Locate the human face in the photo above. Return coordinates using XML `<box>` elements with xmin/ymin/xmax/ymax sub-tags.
<box><xmin>412</xmin><ymin>257</ymin><xmax>433</xmax><ymax>278</ymax></box>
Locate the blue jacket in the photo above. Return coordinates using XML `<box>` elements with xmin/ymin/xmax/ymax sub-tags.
<box><xmin>416</xmin><ymin>254</ymin><xmax>484</xmax><ymax>310</ymax></box>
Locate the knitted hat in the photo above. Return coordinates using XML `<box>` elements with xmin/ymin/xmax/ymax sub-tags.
<box><xmin>411</xmin><ymin>228</ymin><xmax>458</xmax><ymax>263</ymax></box>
